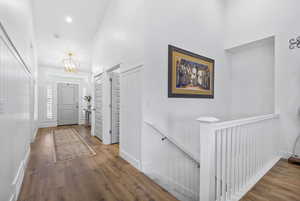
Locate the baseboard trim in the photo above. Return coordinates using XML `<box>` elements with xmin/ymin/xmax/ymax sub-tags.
<box><xmin>120</xmin><ymin>149</ymin><xmax>141</xmax><ymax>170</ymax></box>
<box><xmin>142</xmin><ymin>163</ymin><xmax>198</xmax><ymax>201</ymax></box>
<box><xmin>8</xmin><ymin>194</ymin><xmax>15</xmax><ymax>201</ymax></box>
<box><xmin>31</xmin><ymin>128</ymin><xmax>38</xmax><ymax>143</ymax></box>
<box><xmin>280</xmin><ymin>151</ymin><xmax>293</xmax><ymax>159</ymax></box>
<box><xmin>11</xmin><ymin>146</ymin><xmax>31</xmax><ymax>201</ymax></box>
<box><xmin>229</xmin><ymin>156</ymin><xmax>281</xmax><ymax>201</ymax></box>
<box><xmin>39</xmin><ymin>121</ymin><xmax>57</xmax><ymax>128</ymax></box>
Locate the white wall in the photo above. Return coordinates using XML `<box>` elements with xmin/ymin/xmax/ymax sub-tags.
<box><xmin>38</xmin><ymin>66</ymin><xmax>91</xmax><ymax>128</ymax></box>
<box><xmin>0</xmin><ymin>0</ymin><xmax>37</xmax><ymax>200</ymax></box>
<box><xmin>144</xmin><ymin>0</ymin><xmax>230</xmax><ymax>127</ymax></box>
<box><xmin>225</xmin><ymin>0</ymin><xmax>300</xmax><ymax>156</ymax></box>
<box><xmin>91</xmin><ymin>0</ymin><xmax>299</xmax><ymax>199</ymax></box>
<box><xmin>141</xmin><ymin>1</ymin><xmax>230</xmax><ymax>200</ymax></box>
<box><xmin>92</xmin><ymin>0</ymin><xmax>231</xmax><ymax>200</ymax></box>
<box><xmin>0</xmin><ymin>0</ymin><xmax>36</xmax><ymax>72</ymax></box>
<box><xmin>92</xmin><ymin>0</ymin><xmax>144</xmax><ymax>74</ymax></box>
<box><xmin>228</xmin><ymin>37</ymin><xmax>275</xmax><ymax>118</ymax></box>
<box><xmin>91</xmin><ymin>0</ymin><xmax>145</xmax><ymax>165</ymax></box>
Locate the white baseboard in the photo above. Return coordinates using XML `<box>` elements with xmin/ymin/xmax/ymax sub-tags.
<box><xmin>229</xmin><ymin>156</ymin><xmax>281</xmax><ymax>201</ymax></box>
<box><xmin>31</xmin><ymin>127</ymin><xmax>38</xmax><ymax>143</ymax></box>
<box><xmin>39</xmin><ymin>120</ymin><xmax>85</xmax><ymax>128</ymax></box>
<box><xmin>8</xmin><ymin>194</ymin><xmax>15</xmax><ymax>201</ymax></box>
<box><xmin>39</xmin><ymin>121</ymin><xmax>57</xmax><ymax>128</ymax></box>
<box><xmin>142</xmin><ymin>163</ymin><xmax>198</xmax><ymax>201</ymax></box>
<box><xmin>280</xmin><ymin>151</ymin><xmax>293</xmax><ymax>159</ymax></box>
<box><xmin>10</xmin><ymin>146</ymin><xmax>31</xmax><ymax>201</ymax></box>
<box><xmin>120</xmin><ymin>149</ymin><xmax>141</xmax><ymax>170</ymax></box>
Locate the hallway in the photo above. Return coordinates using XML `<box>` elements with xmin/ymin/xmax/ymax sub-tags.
<box><xmin>17</xmin><ymin>126</ymin><xmax>178</xmax><ymax>201</ymax></box>
<box><xmin>1</xmin><ymin>1</ymin><xmax>300</xmax><ymax>201</ymax></box>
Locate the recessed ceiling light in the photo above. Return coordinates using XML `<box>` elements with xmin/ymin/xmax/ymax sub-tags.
<box><xmin>65</xmin><ymin>16</ymin><xmax>73</xmax><ymax>23</ymax></box>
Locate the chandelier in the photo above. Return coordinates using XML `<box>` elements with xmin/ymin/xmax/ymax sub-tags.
<box><xmin>62</xmin><ymin>52</ymin><xmax>79</xmax><ymax>72</ymax></box>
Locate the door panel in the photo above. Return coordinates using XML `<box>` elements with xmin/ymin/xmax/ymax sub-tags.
<box><xmin>111</xmin><ymin>72</ymin><xmax>120</xmax><ymax>144</ymax></box>
<box><xmin>94</xmin><ymin>75</ymin><xmax>104</xmax><ymax>140</ymax></box>
<box><xmin>57</xmin><ymin>83</ymin><xmax>79</xmax><ymax>125</ymax></box>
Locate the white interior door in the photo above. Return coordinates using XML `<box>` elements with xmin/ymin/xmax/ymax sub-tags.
<box><xmin>57</xmin><ymin>83</ymin><xmax>79</xmax><ymax>125</ymax></box>
<box><xmin>94</xmin><ymin>75</ymin><xmax>104</xmax><ymax>140</ymax></box>
<box><xmin>110</xmin><ymin>72</ymin><xmax>120</xmax><ymax>144</ymax></box>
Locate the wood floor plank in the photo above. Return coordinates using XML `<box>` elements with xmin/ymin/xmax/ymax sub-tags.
<box><xmin>17</xmin><ymin>125</ymin><xmax>179</xmax><ymax>201</ymax></box>
<box><xmin>241</xmin><ymin>160</ymin><xmax>300</xmax><ymax>201</ymax></box>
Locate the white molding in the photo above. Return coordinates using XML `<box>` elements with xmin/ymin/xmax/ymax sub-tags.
<box><xmin>24</xmin><ymin>146</ymin><xmax>31</xmax><ymax>168</ymax></box>
<box><xmin>229</xmin><ymin>156</ymin><xmax>281</xmax><ymax>201</ymax></box>
<box><xmin>11</xmin><ymin>146</ymin><xmax>31</xmax><ymax>201</ymax></box>
<box><xmin>39</xmin><ymin>121</ymin><xmax>57</xmax><ymax>128</ymax></box>
<box><xmin>280</xmin><ymin>151</ymin><xmax>293</xmax><ymax>159</ymax></box>
<box><xmin>31</xmin><ymin>127</ymin><xmax>38</xmax><ymax>143</ymax></box>
<box><xmin>224</xmin><ymin>35</ymin><xmax>275</xmax><ymax>52</ymax></box>
<box><xmin>120</xmin><ymin>149</ymin><xmax>141</xmax><ymax>170</ymax></box>
<box><xmin>8</xmin><ymin>194</ymin><xmax>15</xmax><ymax>201</ymax></box>
<box><xmin>142</xmin><ymin>163</ymin><xmax>198</xmax><ymax>201</ymax></box>
<box><xmin>120</xmin><ymin>64</ymin><xmax>143</xmax><ymax>74</ymax></box>
<box><xmin>39</xmin><ymin>65</ymin><xmax>92</xmax><ymax>74</ymax></box>
<box><xmin>106</xmin><ymin>63</ymin><xmax>120</xmax><ymax>73</ymax></box>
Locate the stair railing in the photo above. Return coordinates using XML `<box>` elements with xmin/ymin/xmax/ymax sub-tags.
<box><xmin>144</xmin><ymin>120</ymin><xmax>200</xmax><ymax>167</ymax></box>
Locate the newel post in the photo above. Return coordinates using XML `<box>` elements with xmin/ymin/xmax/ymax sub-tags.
<box><xmin>197</xmin><ymin>117</ymin><xmax>219</xmax><ymax>201</ymax></box>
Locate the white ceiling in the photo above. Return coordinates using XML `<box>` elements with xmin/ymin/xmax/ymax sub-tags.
<box><xmin>32</xmin><ymin>0</ymin><xmax>109</xmax><ymax>72</ymax></box>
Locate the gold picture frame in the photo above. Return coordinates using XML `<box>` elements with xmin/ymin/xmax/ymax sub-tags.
<box><xmin>168</xmin><ymin>45</ymin><xmax>214</xmax><ymax>98</ymax></box>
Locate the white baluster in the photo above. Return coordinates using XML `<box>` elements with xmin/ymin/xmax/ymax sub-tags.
<box><xmin>216</xmin><ymin>130</ymin><xmax>221</xmax><ymax>201</ymax></box>
<box><xmin>227</xmin><ymin>128</ymin><xmax>232</xmax><ymax>200</ymax></box>
<box><xmin>232</xmin><ymin>126</ymin><xmax>237</xmax><ymax>195</ymax></box>
<box><xmin>221</xmin><ymin>129</ymin><xmax>226</xmax><ymax>201</ymax></box>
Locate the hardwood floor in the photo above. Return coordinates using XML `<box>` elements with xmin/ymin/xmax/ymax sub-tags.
<box><xmin>17</xmin><ymin>125</ymin><xmax>300</xmax><ymax>201</ymax></box>
<box><xmin>241</xmin><ymin>160</ymin><xmax>300</xmax><ymax>201</ymax></box>
<box><xmin>18</xmin><ymin>125</ymin><xmax>179</xmax><ymax>201</ymax></box>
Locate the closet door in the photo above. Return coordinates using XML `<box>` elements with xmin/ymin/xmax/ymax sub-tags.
<box><xmin>111</xmin><ymin>72</ymin><xmax>120</xmax><ymax>144</ymax></box>
<box><xmin>94</xmin><ymin>75</ymin><xmax>104</xmax><ymax>140</ymax></box>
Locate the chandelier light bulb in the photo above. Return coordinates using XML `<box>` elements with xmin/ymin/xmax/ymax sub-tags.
<box><xmin>62</xmin><ymin>52</ymin><xmax>79</xmax><ymax>72</ymax></box>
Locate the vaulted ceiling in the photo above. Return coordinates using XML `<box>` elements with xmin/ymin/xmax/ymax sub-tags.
<box><xmin>32</xmin><ymin>0</ymin><xmax>109</xmax><ymax>72</ymax></box>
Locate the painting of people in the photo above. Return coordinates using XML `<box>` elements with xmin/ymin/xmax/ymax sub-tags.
<box><xmin>168</xmin><ymin>45</ymin><xmax>214</xmax><ymax>98</ymax></box>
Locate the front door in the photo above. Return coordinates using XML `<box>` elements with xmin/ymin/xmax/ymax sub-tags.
<box><xmin>57</xmin><ymin>83</ymin><xmax>79</xmax><ymax>125</ymax></box>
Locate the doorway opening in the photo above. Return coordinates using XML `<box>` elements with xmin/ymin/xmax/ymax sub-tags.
<box><xmin>109</xmin><ymin>68</ymin><xmax>120</xmax><ymax>144</ymax></box>
<box><xmin>57</xmin><ymin>83</ymin><xmax>79</xmax><ymax>126</ymax></box>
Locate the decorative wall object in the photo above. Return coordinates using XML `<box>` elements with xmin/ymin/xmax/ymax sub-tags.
<box><xmin>289</xmin><ymin>36</ymin><xmax>300</xmax><ymax>49</ymax></box>
<box><xmin>168</xmin><ymin>45</ymin><xmax>214</xmax><ymax>98</ymax></box>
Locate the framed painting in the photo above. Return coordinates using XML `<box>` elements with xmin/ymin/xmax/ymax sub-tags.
<box><xmin>168</xmin><ymin>45</ymin><xmax>214</xmax><ymax>98</ymax></box>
